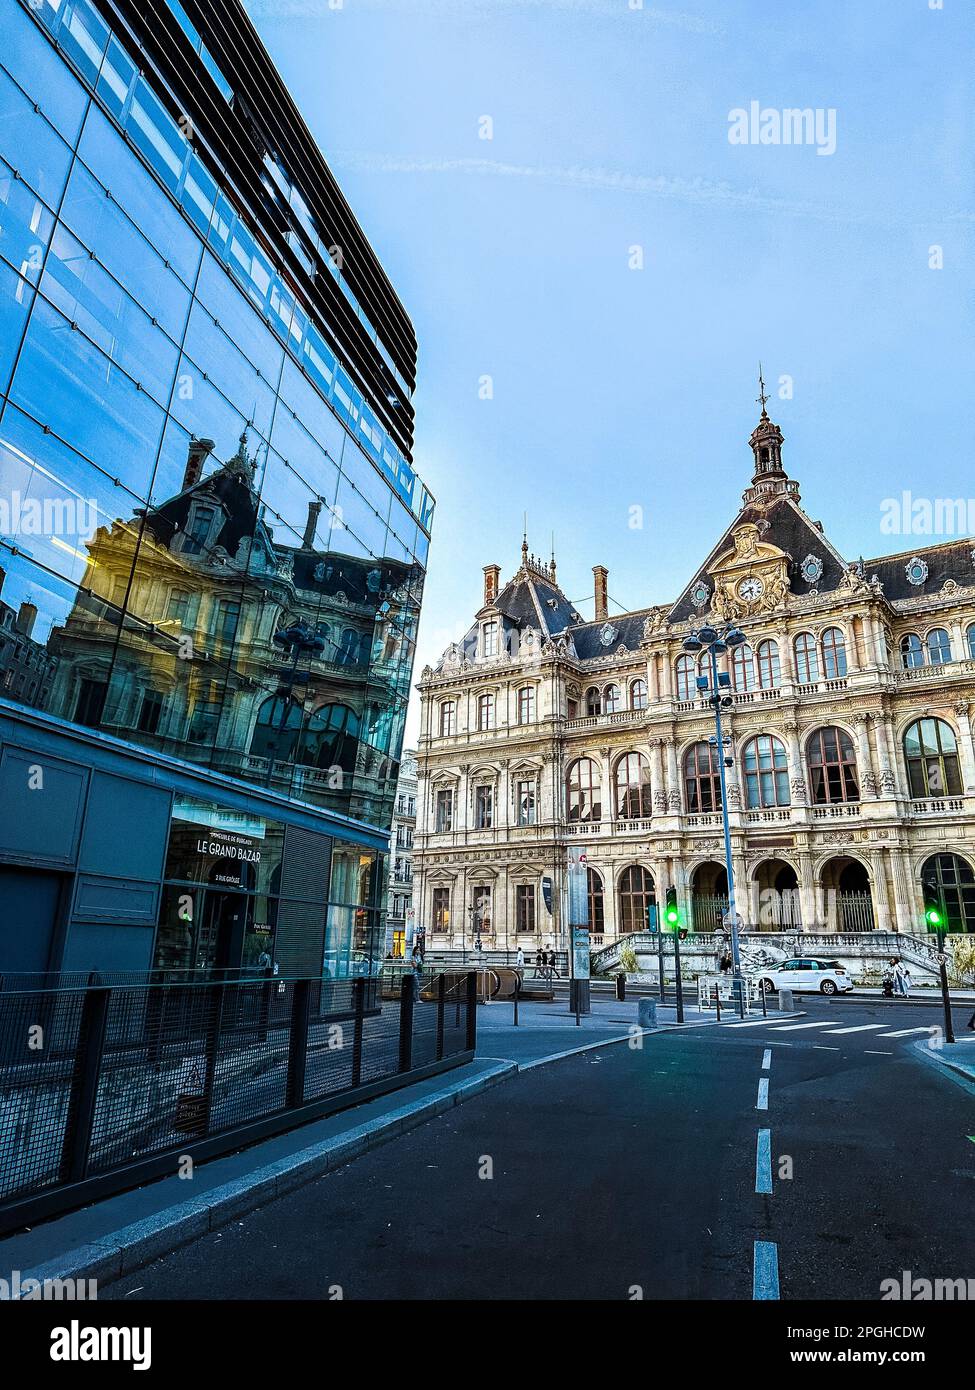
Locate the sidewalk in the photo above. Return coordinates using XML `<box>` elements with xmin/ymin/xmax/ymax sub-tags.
<box><xmin>0</xmin><ymin>996</ymin><xmax>686</xmax><ymax>1291</ymax></box>
<box><xmin>912</xmin><ymin>1033</ymin><xmax>975</xmax><ymax>1093</ymax></box>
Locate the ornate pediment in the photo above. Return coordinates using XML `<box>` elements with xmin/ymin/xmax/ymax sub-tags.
<box><xmin>707</xmin><ymin>524</ymin><xmax>792</xmax><ymax>619</ymax></box>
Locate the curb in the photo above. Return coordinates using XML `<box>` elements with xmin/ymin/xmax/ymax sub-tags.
<box><xmin>910</xmin><ymin>1037</ymin><xmax>975</xmax><ymax>1097</ymax></box>
<box><xmin>15</xmin><ymin>1060</ymin><xmax>516</xmax><ymax>1294</ymax></box>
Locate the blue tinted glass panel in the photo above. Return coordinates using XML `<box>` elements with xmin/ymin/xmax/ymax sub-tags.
<box><xmin>57</xmin><ymin>0</ymin><xmax>109</xmax><ymax>87</ymax></box>
<box><xmin>127</xmin><ymin>78</ymin><xmax>187</xmax><ymax>194</ymax></box>
<box><xmin>41</xmin><ymin>223</ymin><xmax>179</xmax><ymax>403</ymax></box>
<box><xmin>166</xmin><ymin>352</ymin><xmax>252</xmax><ymax>471</ymax></box>
<box><xmin>195</xmin><ymin>252</ymin><xmax>284</xmax><ymax>384</ymax></box>
<box><xmin>12</xmin><ymin>295</ymin><xmax>164</xmax><ymax>499</ymax></box>
<box><xmin>5</xmin><ymin>1</ymin><xmax>89</xmax><ymax>143</ymax></box>
<box><xmin>278</xmin><ymin>355</ymin><xmax>346</xmax><ymax>463</ymax></box>
<box><xmin>59</xmin><ymin>160</ymin><xmax>193</xmax><ymax>341</ymax></box>
<box><xmin>0</xmin><ymin>69</ymin><xmax>73</xmax><ymax>206</ymax></box>
<box><xmin>0</xmin><ymin>401</ymin><xmax>142</xmax><ymax>591</ymax></box>
<box><xmin>181</xmin><ymin>301</ymin><xmax>276</xmax><ymax>439</ymax></box>
<box><xmin>77</xmin><ymin>105</ymin><xmax>200</xmax><ymax>285</ymax></box>
<box><xmin>96</xmin><ymin>36</ymin><xmax>135</xmax><ymax>121</ymax></box>
<box><xmin>0</xmin><ymin>160</ymin><xmax>56</xmax><ymax>285</ymax></box>
<box><xmin>0</xmin><ymin>259</ymin><xmax>34</xmax><ymax>392</ymax></box>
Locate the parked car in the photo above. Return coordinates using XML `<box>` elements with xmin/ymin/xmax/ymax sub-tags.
<box><xmin>755</xmin><ymin>958</ymin><xmax>854</xmax><ymax>996</ymax></box>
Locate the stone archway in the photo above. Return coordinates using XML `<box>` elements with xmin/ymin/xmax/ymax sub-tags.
<box><xmin>690</xmin><ymin>860</ymin><xmax>728</xmax><ymax>933</ymax></box>
<box><xmin>819</xmin><ymin>855</ymin><xmax>874</xmax><ymax>933</ymax></box>
<box><xmin>751</xmin><ymin>858</ymin><xmax>801</xmax><ymax>931</ymax></box>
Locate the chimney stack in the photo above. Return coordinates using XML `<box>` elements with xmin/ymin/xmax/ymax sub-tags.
<box><xmin>16</xmin><ymin>601</ymin><xmax>37</xmax><ymax>639</ymax></box>
<box><xmin>483</xmin><ymin>563</ymin><xmax>501</xmax><ymax>606</ymax></box>
<box><xmin>302</xmin><ymin>499</ymin><xmax>323</xmax><ymax>549</ymax></box>
<box><xmin>182</xmin><ymin>436</ymin><xmax>215</xmax><ymax>490</ymax></box>
<box><xmin>593</xmin><ymin>565</ymin><xmax>608</xmax><ymax>623</ymax></box>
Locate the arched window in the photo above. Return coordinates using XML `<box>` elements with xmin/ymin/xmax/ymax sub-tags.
<box><xmin>920</xmin><ymin>853</ymin><xmax>975</xmax><ymax>933</ymax></box>
<box><xmin>900</xmin><ymin>633</ymin><xmax>924</xmax><ymax>669</ymax></box>
<box><xmin>585</xmin><ymin>687</ymin><xmax>602</xmax><ymax>717</ymax></box>
<box><xmin>904</xmin><ymin>718</ymin><xmax>962</xmax><ymax>798</ymax></box>
<box><xmin>250</xmin><ymin>695</ymin><xmax>303</xmax><ymax>762</ymax></box>
<box><xmin>968</xmin><ymin>623</ymin><xmax>975</xmax><ymax>660</ymax></box>
<box><xmin>794</xmin><ymin>632</ymin><xmax>819</xmax><ymax>683</ymax></box>
<box><xmin>807</xmin><ymin>726</ymin><xmax>859</xmax><ymax>804</ymax></box>
<box><xmin>618</xmin><ymin>865</ymin><xmax>655</xmax><ymax>934</ymax></box>
<box><xmin>684</xmin><ymin>741</ymin><xmax>721</xmax><ymax>814</ymax></box>
<box><xmin>821</xmin><ymin>627</ymin><xmax>848</xmax><ymax>678</ymax></box>
<box><xmin>675</xmin><ymin>654</ymin><xmax>695</xmax><ymax>700</ymax></box>
<box><xmin>732</xmin><ymin>643</ymin><xmax>756</xmax><ymax>691</ymax></box>
<box><xmin>615</xmin><ymin>752</ymin><xmax>652</xmax><ymax>819</ymax></box>
<box><xmin>566</xmin><ymin>757</ymin><xmax>602</xmax><ymax>823</ymax></box>
<box><xmin>604</xmin><ymin>683</ymin><xmax>622</xmax><ymax>714</ymax></box>
<box><xmin>517</xmin><ymin>686</ymin><xmax>535</xmax><ymax>724</ymax></box>
<box><xmin>587</xmin><ymin>867</ymin><xmax>605</xmax><ymax>934</ymax></box>
<box><xmin>742</xmin><ymin>735</ymin><xmax>790</xmax><ymax>808</ymax></box>
<box><xmin>300</xmin><ymin>703</ymin><xmax>359</xmax><ymax>773</ymax></box>
<box><xmin>630</xmin><ymin>678</ymin><xmax>648</xmax><ymax>711</ymax></box>
<box><xmin>756</xmin><ymin>639</ymin><xmax>781</xmax><ymax>690</ymax></box>
<box><xmin>926</xmin><ymin>627</ymin><xmax>952</xmax><ymax>665</ymax></box>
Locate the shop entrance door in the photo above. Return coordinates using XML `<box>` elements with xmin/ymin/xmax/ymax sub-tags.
<box><xmin>197</xmin><ymin>892</ymin><xmax>249</xmax><ymax>974</ymax></box>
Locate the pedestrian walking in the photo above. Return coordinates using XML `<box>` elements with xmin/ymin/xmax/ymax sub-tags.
<box><xmin>410</xmin><ymin>940</ymin><xmax>424</xmax><ymax>995</ymax></box>
<box><xmin>547</xmin><ymin>948</ymin><xmax>559</xmax><ymax>979</ymax></box>
<box><xmin>533</xmin><ymin>948</ymin><xmax>544</xmax><ymax>978</ymax></box>
<box><xmin>515</xmin><ymin>946</ymin><xmax>525</xmax><ymax>972</ymax></box>
<box><xmin>892</xmin><ymin>957</ymin><xmax>910</xmax><ymax>997</ymax></box>
<box><xmin>718</xmin><ymin>950</ymin><xmax>733</xmax><ymax>975</ymax></box>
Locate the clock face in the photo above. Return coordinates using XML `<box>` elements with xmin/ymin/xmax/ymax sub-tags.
<box><xmin>737</xmin><ymin>576</ymin><xmax>764</xmax><ymax>601</ymax></box>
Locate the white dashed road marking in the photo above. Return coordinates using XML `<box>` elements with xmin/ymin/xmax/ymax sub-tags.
<box><xmin>824</xmin><ymin>1024</ymin><xmax>886</xmax><ymax>1035</ymax></box>
<box><xmin>761</xmin><ymin>1049</ymin><xmax>772</xmax><ymax>1070</ymax></box>
<box><xmin>756</xmin><ymin>1077</ymin><xmax>769</xmax><ymax>1110</ymax></box>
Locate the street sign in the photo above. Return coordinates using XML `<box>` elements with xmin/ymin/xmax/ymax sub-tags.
<box><xmin>572</xmin><ymin>926</ymin><xmax>591</xmax><ymax>980</ymax></box>
<box><xmin>542</xmin><ymin>876</ymin><xmax>553</xmax><ymax>914</ymax></box>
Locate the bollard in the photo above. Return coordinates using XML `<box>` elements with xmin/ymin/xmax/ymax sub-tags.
<box><xmin>638</xmin><ymin>998</ymin><xmax>657</xmax><ymax>1029</ymax></box>
<box><xmin>615</xmin><ymin>974</ymin><xmax>626</xmax><ymax>1002</ymax></box>
<box><xmin>778</xmin><ymin>988</ymin><xmax>794</xmax><ymax>1013</ymax></box>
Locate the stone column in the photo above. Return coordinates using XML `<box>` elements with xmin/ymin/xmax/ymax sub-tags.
<box><xmin>852</xmin><ymin>712</ymin><xmax>878</xmax><ymax>797</ymax></box>
<box><xmin>649</xmin><ymin>737</ymin><xmax>667</xmax><ymax>815</ymax></box>
<box><xmin>783</xmin><ymin>720</ymin><xmax>807</xmax><ymax>806</ymax></box>
<box><xmin>872</xmin><ymin>713</ymin><xmax>898</xmax><ymax>797</ymax></box>
<box><xmin>600</xmin><ymin>746</ymin><xmax>614</xmax><ymax>824</ymax></box>
<box><xmin>868</xmin><ymin>850</ymin><xmax>892</xmax><ymax>931</ymax></box>
<box><xmin>665</xmin><ymin>737</ymin><xmax>681</xmax><ymax>814</ymax></box>
<box><xmin>953</xmin><ymin>700</ymin><xmax>975</xmax><ymax>794</ymax></box>
<box><xmin>498</xmin><ymin>759</ymin><xmax>511</xmax><ymax>830</ymax></box>
<box><xmin>890</xmin><ymin>847</ymin><xmax>915</xmax><ymax>933</ymax></box>
<box><xmin>797</xmin><ymin>848</ymin><xmax>818</xmax><ymax>932</ymax></box>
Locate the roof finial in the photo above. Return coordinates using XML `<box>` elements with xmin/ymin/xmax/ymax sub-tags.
<box><xmin>521</xmin><ymin>513</ymin><xmax>529</xmax><ymax>568</ymax></box>
<box><xmin>757</xmin><ymin>362</ymin><xmax>770</xmax><ymax>418</ymax></box>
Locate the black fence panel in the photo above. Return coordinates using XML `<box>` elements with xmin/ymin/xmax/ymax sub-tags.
<box><xmin>0</xmin><ymin>972</ymin><xmax>476</xmax><ymax>1233</ymax></box>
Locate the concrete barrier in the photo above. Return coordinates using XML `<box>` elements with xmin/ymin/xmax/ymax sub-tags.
<box><xmin>778</xmin><ymin>988</ymin><xmax>794</xmax><ymax>1012</ymax></box>
<box><xmin>638</xmin><ymin>998</ymin><xmax>658</xmax><ymax>1028</ymax></box>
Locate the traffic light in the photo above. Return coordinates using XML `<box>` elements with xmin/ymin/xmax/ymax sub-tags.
<box><xmin>664</xmin><ymin>886</ymin><xmax>682</xmax><ymax>931</ymax></box>
<box><xmin>922</xmin><ymin>875</ymin><xmax>946</xmax><ymax>934</ymax></box>
<box><xmin>645</xmin><ymin>902</ymin><xmax>658</xmax><ymax>933</ymax></box>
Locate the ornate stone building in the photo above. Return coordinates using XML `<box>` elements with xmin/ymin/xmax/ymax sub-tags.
<box><xmin>413</xmin><ymin>402</ymin><xmax>975</xmax><ymax>950</ymax></box>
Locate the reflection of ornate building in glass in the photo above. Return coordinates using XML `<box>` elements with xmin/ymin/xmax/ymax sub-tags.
<box><xmin>0</xmin><ymin>0</ymin><xmax>430</xmax><ymax>979</ymax></box>
<box><xmin>47</xmin><ymin>431</ymin><xmax>419</xmax><ymax>828</ymax></box>
<box><xmin>415</xmin><ymin>405</ymin><xmax>975</xmax><ymax>951</ymax></box>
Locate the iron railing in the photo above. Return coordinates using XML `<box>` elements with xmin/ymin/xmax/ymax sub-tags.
<box><xmin>0</xmin><ymin>971</ymin><xmax>476</xmax><ymax>1234</ymax></box>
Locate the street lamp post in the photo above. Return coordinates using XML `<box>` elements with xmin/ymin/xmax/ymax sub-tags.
<box><xmin>683</xmin><ymin>622</ymin><xmax>747</xmax><ymax>1017</ymax></box>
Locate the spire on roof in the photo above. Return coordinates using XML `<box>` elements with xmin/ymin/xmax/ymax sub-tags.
<box><xmin>743</xmin><ymin>366</ymin><xmax>798</xmax><ymax>505</ymax></box>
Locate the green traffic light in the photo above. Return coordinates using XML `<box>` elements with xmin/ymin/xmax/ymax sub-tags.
<box><xmin>665</xmin><ymin>907</ymin><xmax>680</xmax><ymax>926</ymax></box>
<box><xmin>925</xmin><ymin>907</ymin><xmax>943</xmax><ymax>928</ymax></box>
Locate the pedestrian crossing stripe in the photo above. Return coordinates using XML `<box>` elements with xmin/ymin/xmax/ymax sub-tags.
<box><xmin>822</xmin><ymin>1024</ymin><xmax>886</xmax><ymax>1035</ymax></box>
<box><xmin>878</xmin><ymin>1027</ymin><xmax>938</xmax><ymax>1038</ymax></box>
<box><xmin>767</xmin><ymin>1021</ymin><xmax>835</xmax><ymax>1031</ymax></box>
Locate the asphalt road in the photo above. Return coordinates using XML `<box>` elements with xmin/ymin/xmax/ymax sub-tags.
<box><xmin>104</xmin><ymin>996</ymin><xmax>975</xmax><ymax>1301</ymax></box>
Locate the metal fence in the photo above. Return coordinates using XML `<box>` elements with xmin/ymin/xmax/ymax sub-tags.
<box><xmin>0</xmin><ymin>971</ymin><xmax>476</xmax><ymax>1234</ymax></box>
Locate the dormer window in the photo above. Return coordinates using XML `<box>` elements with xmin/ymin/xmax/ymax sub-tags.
<box><xmin>482</xmin><ymin>619</ymin><xmax>499</xmax><ymax>658</ymax></box>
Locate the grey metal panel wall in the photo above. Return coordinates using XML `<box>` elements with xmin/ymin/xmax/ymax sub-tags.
<box><xmin>0</xmin><ymin>744</ymin><xmax>88</xmax><ymax>867</ymax></box>
<box><xmin>275</xmin><ymin>898</ymin><xmax>327</xmax><ymax>978</ymax></box>
<box><xmin>77</xmin><ymin>772</ymin><xmax>172</xmax><ymax>881</ymax></box>
<box><xmin>280</xmin><ymin>825</ymin><xmax>331</xmax><ymax>903</ymax></box>
<box><xmin>71</xmin><ymin>875</ymin><xmax>160</xmax><ymax>927</ymax></box>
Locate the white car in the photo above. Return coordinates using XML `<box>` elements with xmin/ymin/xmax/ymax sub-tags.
<box><xmin>756</xmin><ymin>957</ymin><xmax>854</xmax><ymax>996</ymax></box>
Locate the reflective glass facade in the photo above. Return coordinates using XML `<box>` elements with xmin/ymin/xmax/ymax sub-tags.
<box><xmin>0</xmin><ymin>0</ymin><xmax>431</xmax><ymax>842</ymax></box>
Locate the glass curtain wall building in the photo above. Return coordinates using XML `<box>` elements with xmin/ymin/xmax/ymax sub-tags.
<box><xmin>0</xmin><ymin>0</ymin><xmax>432</xmax><ymax>979</ymax></box>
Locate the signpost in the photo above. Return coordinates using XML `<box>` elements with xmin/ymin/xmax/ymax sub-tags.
<box><xmin>567</xmin><ymin>848</ymin><xmax>591</xmax><ymax>1019</ymax></box>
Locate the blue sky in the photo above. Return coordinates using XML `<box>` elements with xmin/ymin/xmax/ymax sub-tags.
<box><xmin>243</xmin><ymin>0</ymin><xmax>974</xmax><ymax>742</ymax></box>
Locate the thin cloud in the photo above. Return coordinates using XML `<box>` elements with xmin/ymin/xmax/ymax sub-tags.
<box><xmin>327</xmin><ymin>152</ymin><xmax>974</xmax><ymax>228</ymax></box>
<box><xmin>243</xmin><ymin>0</ymin><xmax>724</xmax><ymax>36</ymax></box>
